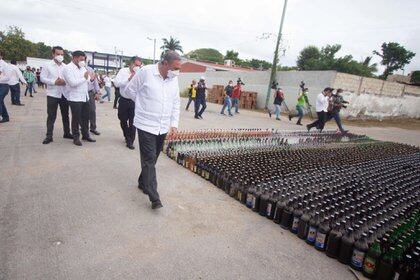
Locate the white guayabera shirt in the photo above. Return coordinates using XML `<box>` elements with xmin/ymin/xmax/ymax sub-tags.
<box><xmin>123</xmin><ymin>64</ymin><xmax>180</xmax><ymax>136</ymax></box>
<box><xmin>40</xmin><ymin>60</ymin><xmax>66</xmax><ymax>99</ymax></box>
<box><xmin>62</xmin><ymin>62</ymin><xmax>89</xmax><ymax>102</ymax></box>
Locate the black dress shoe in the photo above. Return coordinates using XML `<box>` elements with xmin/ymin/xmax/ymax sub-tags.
<box><xmin>151</xmin><ymin>200</ymin><xmax>163</xmax><ymax>209</ymax></box>
<box><xmin>17</xmin><ymin>103</ymin><xmax>25</xmax><ymax>106</ymax></box>
<box><xmin>82</xmin><ymin>136</ymin><xmax>96</xmax><ymax>142</ymax></box>
<box><xmin>90</xmin><ymin>130</ymin><xmax>100</xmax><ymax>135</ymax></box>
<box><xmin>127</xmin><ymin>143</ymin><xmax>135</xmax><ymax>150</ymax></box>
<box><xmin>42</xmin><ymin>138</ymin><xmax>53</xmax><ymax>144</ymax></box>
<box><xmin>73</xmin><ymin>139</ymin><xmax>82</xmax><ymax>146</ymax></box>
<box><xmin>63</xmin><ymin>134</ymin><xmax>73</xmax><ymax>139</ymax></box>
<box><xmin>0</xmin><ymin>119</ymin><xmax>9</xmax><ymax>123</ymax></box>
<box><xmin>138</xmin><ymin>184</ymin><xmax>148</xmax><ymax>194</ymax></box>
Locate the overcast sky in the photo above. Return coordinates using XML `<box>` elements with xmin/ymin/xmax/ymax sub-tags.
<box><xmin>1</xmin><ymin>0</ymin><xmax>419</xmax><ymax>73</ymax></box>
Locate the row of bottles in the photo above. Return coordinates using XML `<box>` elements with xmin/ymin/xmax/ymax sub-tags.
<box><xmin>165</xmin><ymin>129</ymin><xmax>420</xmax><ymax>278</ymax></box>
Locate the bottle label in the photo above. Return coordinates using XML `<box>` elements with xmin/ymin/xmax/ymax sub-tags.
<box><xmin>246</xmin><ymin>195</ymin><xmax>253</xmax><ymax>207</ymax></box>
<box><xmin>351</xmin><ymin>249</ymin><xmax>365</xmax><ymax>268</ymax></box>
<box><xmin>307</xmin><ymin>226</ymin><xmax>317</xmax><ymax>243</ymax></box>
<box><xmin>238</xmin><ymin>192</ymin><xmax>242</xmax><ymax>201</ymax></box>
<box><xmin>193</xmin><ymin>165</ymin><xmax>197</xmax><ymax>173</ymax></box>
<box><xmin>363</xmin><ymin>256</ymin><xmax>376</xmax><ymax>275</ymax></box>
<box><xmin>315</xmin><ymin>232</ymin><xmax>327</xmax><ymax>249</ymax></box>
<box><xmin>205</xmin><ymin>172</ymin><xmax>210</xmax><ymax>180</ymax></box>
<box><xmin>291</xmin><ymin>217</ymin><xmax>300</xmax><ymax>232</ymax></box>
<box><xmin>251</xmin><ymin>196</ymin><xmax>256</xmax><ymax>209</ymax></box>
<box><xmin>266</xmin><ymin>203</ymin><xmax>272</xmax><ymax>216</ymax></box>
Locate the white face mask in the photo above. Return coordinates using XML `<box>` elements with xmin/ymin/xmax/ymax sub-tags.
<box><xmin>78</xmin><ymin>60</ymin><xmax>86</xmax><ymax>68</ymax></box>
<box><xmin>133</xmin><ymin>66</ymin><xmax>140</xmax><ymax>72</ymax></box>
<box><xmin>167</xmin><ymin>69</ymin><xmax>180</xmax><ymax>79</ymax></box>
<box><xmin>55</xmin><ymin>55</ymin><xmax>64</xmax><ymax>63</ymax></box>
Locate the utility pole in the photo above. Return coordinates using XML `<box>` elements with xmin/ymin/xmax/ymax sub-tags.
<box><xmin>265</xmin><ymin>0</ymin><xmax>288</xmax><ymax>109</ymax></box>
<box><xmin>148</xmin><ymin>37</ymin><xmax>157</xmax><ymax>63</ymax></box>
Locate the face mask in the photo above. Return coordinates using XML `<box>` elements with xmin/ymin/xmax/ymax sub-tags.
<box><xmin>78</xmin><ymin>60</ymin><xmax>86</xmax><ymax>68</ymax></box>
<box><xmin>167</xmin><ymin>69</ymin><xmax>180</xmax><ymax>79</ymax></box>
<box><xmin>229</xmin><ymin>83</ymin><xmax>233</xmax><ymax>86</ymax></box>
<box><xmin>55</xmin><ymin>55</ymin><xmax>64</xmax><ymax>63</ymax></box>
<box><xmin>133</xmin><ymin>66</ymin><xmax>140</xmax><ymax>72</ymax></box>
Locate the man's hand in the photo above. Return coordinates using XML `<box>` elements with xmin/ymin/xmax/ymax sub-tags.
<box><xmin>84</xmin><ymin>71</ymin><xmax>89</xmax><ymax>79</ymax></box>
<box><xmin>94</xmin><ymin>92</ymin><xmax>101</xmax><ymax>101</ymax></box>
<box><xmin>55</xmin><ymin>78</ymin><xmax>66</xmax><ymax>86</ymax></box>
<box><xmin>128</xmin><ymin>72</ymin><xmax>136</xmax><ymax>81</ymax></box>
<box><xmin>168</xmin><ymin>127</ymin><xmax>178</xmax><ymax>136</ymax></box>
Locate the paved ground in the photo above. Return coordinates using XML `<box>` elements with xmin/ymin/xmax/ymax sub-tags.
<box><xmin>1</xmin><ymin>90</ymin><xmax>419</xmax><ymax>280</ymax></box>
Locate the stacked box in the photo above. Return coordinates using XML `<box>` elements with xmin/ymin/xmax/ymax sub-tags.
<box><xmin>206</xmin><ymin>85</ymin><xmax>258</xmax><ymax>110</ymax></box>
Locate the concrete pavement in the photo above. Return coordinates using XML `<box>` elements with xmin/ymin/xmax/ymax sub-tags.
<box><xmin>1</xmin><ymin>90</ymin><xmax>419</xmax><ymax>280</ymax></box>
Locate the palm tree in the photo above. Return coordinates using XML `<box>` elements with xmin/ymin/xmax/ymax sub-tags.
<box><xmin>362</xmin><ymin>56</ymin><xmax>378</xmax><ymax>74</ymax></box>
<box><xmin>160</xmin><ymin>36</ymin><xmax>183</xmax><ymax>54</ymax></box>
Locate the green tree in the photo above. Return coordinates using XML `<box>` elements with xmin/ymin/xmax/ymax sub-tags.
<box><xmin>160</xmin><ymin>36</ymin><xmax>183</xmax><ymax>54</ymax></box>
<box><xmin>187</xmin><ymin>48</ymin><xmax>224</xmax><ymax>63</ymax></box>
<box><xmin>373</xmin><ymin>42</ymin><xmax>415</xmax><ymax>79</ymax></box>
<box><xmin>362</xmin><ymin>56</ymin><xmax>378</xmax><ymax>74</ymax></box>
<box><xmin>296</xmin><ymin>45</ymin><xmax>321</xmax><ymax>70</ymax></box>
<box><xmin>0</xmin><ymin>26</ymin><xmax>37</xmax><ymax>61</ymax></box>
<box><xmin>224</xmin><ymin>50</ymin><xmax>241</xmax><ymax>64</ymax></box>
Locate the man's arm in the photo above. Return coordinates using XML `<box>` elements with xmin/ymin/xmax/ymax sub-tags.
<box><xmin>40</xmin><ymin>65</ymin><xmax>56</xmax><ymax>86</ymax></box>
<box><xmin>170</xmin><ymin>85</ymin><xmax>181</xmax><ymax>134</ymax></box>
<box><xmin>17</xmin><ymin>68</ymin><xmax>27</xmax><ymax>84</ymax></box>
<box><xmin>123</xmin><ymin>69</ymin><xmax>143</xmax><ymax>101</ymax></box>
<box><xmin>114</xmin><ymin>69</ymin><xmax>130</xmax><ymax>88</ymax></box>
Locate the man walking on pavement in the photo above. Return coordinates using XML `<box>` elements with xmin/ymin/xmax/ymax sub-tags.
<box><xmin>41</xmin><ymin>46</ymin><xmax>72</xmax><ymax>144</ymax></box>
<box><xmin>289</xmin><ymin>88</ymin><xmax>309</xmax><ymax>126</ymax></box>
<box><xmin>123</xmin><ymin>51</ymin><xmax>181</xmax><ymax>209</ymax></box>
<box><xmin>0</xmin><ymin>51</ymin><xmax>10</xmax><ymax>123</ymax></box>
<box><xmin>307</xmin><ymin>87</ymin><xmax>333</xmax><ymax>132</ymax></box>
<box><xmin>100</xmin><ymin>73</ymin><xmax>112</xmax><ymax>103</ymax></box>
<box><xmin>325</xmin><ymin>88</ymin><xmax>349</xmax><ymax>134</ymax></box>
<box><xmin>194</xmin><ymin>77</ymin><xmax>207</xmax><ymax>119</ymax></box>
<box><xmin>23</xmin><ymin>66</ymin><xmax>36</xmax><ymax>97</ymax></box>
<box><xmin>220</xmin><ymin>80</ymin><xmax>234</xmax><ymax>116</ymax></box>
<box><xmin>8</xmin><ymin>60</ymin><xmax>27</xmax><ymax>106</ymax></box>
<box><xmin>62</xmin><ymin>50</ymin><xmax>96</xmax><ymax>146</ymax></box>
<box><xmin>114</xmin><ymin>56</ymin><xmax>142</xmax><ymax>150</ymax></box>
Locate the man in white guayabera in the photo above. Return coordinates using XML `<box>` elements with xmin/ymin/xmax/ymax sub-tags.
<box><xmin>123</xmin><ymin>51</ymin><xmax>181</xmax><ymax>209</ymax></box>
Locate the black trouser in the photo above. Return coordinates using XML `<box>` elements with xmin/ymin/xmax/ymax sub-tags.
<box><xmin>69</xmin><ymin>101</ymin><xmax>90</xmax><ymax>139</ymax></box>
<box><xmin>137</xmin><ymin>129</ymin><xmax>167</xmax><ymax>202</ymax></box>
<box><xmin>194</xmin><ymin>97</ymin><xmax>206</xmax><ymax>117</ymax></box>
<box><xmin>308</xmin><ymin>111</ymin><xmax>326</xmax><ymax>131</ymax></box>
<box><xmin>185</xmin><ymin>96</ymin><xmax>195</xmax><ymax>110</ymax></box>
<box><xmin>113</xmin><ymin>88</ymin><xmax>120</xmax><ymax>108</ymax></box>
<box><xmin>88</xmin><ymin>91</ymin><xmax>97</xmax><ymax>131</ymax></box>
<box><xmin>46</xmin><ymin>95</ymin><xmax>71</xmax><ymax>139</ymax></box>
<box><xmin>118</xmin><ymin>97</ymin><xmax>136</xmax><ymax>144</ymax></box>
<box><xmin>9</xmin><ymin>84</ymin><xmax>21</xmax><ymax>105</ymax></box>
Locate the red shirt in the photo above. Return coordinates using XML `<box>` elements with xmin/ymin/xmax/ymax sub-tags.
<box><xmin>232</xmin><ymin>85</ymin><xmax>241</xmax><ymax>98</ymax></box>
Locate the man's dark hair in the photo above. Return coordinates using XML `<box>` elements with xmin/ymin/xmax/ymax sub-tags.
<box><xmin>11</xmin><ymin>60</ymin><xmax>17</xmax><ymax>65</ymax></box>
<box><xmin>52</xmin><ymin>46</ymin><xmax>64</xmax><ymax>54</ymax></box>
<box><xmin>72</xmin><ymin>50</ymin><xmax>86</xmax><ymax>58</ymax></box>
<box><xmin>129</xmin><ymin>56</ymin><xmax>141</xmax><ymax>64</ymax></box>
<box><xmin>161</xmin><ymin>51</ymin><xmax>181</xmax><ymax>64</ymax></box>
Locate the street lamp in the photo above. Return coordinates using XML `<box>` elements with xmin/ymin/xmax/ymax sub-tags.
<box><xmin>147</xmin><ymin>37</ymin><xmax>157</xmax><ymax>64</ymax></box>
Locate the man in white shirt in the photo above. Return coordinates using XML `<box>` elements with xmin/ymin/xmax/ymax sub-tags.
<box><xmin>41</xmin><ymin>46</ymin><xmax>73</xmax><ymax>144</ymax></box>
<box><xmin>8</xmin><ymin>60</ymin><xmax>27</xmax><ymax>106</ymax></box>
<box><xmin>0</xmin><ymin>51</ymin><xmax>10</xmax><ymax>123</ymax></box>
<box><xmin>123</xmin><ymin>51</ymin><xmax>181</xmax><ymax>209</ymax></box>
<box><xmin>113</xmin><ymin>56</ymin><xmax>142</xmax><ymax>150</ymax></box>
<box><xmin>62</xmin><ymin>50</ymin><xmax>96</xmax><ymax>146</ymax></box>
<box><xmin>100</xmin><ymin>73</ymin><xmax>112</xmax><ymax>102</ymax></box>
<box><xmin>307</xmin><ymin>87</ymin><xmax>333</xmax><ymax>132</ymax></box>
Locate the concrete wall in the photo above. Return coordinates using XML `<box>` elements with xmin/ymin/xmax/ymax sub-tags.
<box><xmin>178</xmin><ymin>70</ymin><xmax>420</xmax><ymax>119</ymax></box>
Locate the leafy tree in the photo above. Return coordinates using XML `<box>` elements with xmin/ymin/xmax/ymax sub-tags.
<box><xmin>160</xmin><ymin>36</ymin><xmax>183</xmax><ymax>54</ymax></box>
<box><xmin>362</xmin><ymin>56</ymin><xmax>378</xmax><ymax>74</ymax></box>
<box><xmin>187</xmin><ymin>48</ymin><xmax>224</xmax><ymax>63</ymax></box>
<box><xmin>296</xmin><ymin>44</ymin><xmax>377</xmax><ymax>77</ymax></box>
<box><xmin>0</xmin><ymin>26</ymin><xmax>37</xmax><ymax>61</ymax></box>
<box><xmin>297</xmin><ymin>45</ymin><xmax>321</xmax><ymax>70</ymax></box>
<box><xmin>241</xmin><ymin>59</ymin><xmax>271</xmax><ymax>70</ymax></box>
<box><xmin>224</xmin><ymin>50</ymin><xmax>241</xmax><ymax>64</ymax></box>
<box><xmin>373</xmin><ymin>42</ymin><xmax>415</xmax><ymax>79</ymax></box>
<box><xmin>410</xmin><ymin>71</ymin><xmax>420</xmax><ymax>86</ymax></box>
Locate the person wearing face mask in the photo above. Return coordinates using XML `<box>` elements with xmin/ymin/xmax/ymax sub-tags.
<box><xmin>185</xmin><ymin>79</ymin><xmax>196</xmax><ymax>111</ymax></box>
<box><xmin>194</xmin><ymin>77</ymin><xmax>207</xmax><ymax>119</ymax></box>
<box><xmin>114</xmin><ymin>56</ymin><xmax>142</xmax><ymax>150</ymax></box>
<box><xmin>40</xmin><ymin>46</ymin><xmax>73</xmax><ymax>144</ymax></box>
<box><xmin>86</xmin><ymin>66</ymin><xmax>101</xmax><ymax>136</ymax></box>
<box><xmin>220</xmin><ymin>80</ymin><xmax>234</xmax><ymax>116</ymax></box>
<box><xmin>123</xmin><ymin>51</ymin><xmax>181</xmax><ymax>209</ymax></box>
<box><xmin>62</xmin><ymin>50</ymin><xmax>96</xmax><ymax>146</ymax></box>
